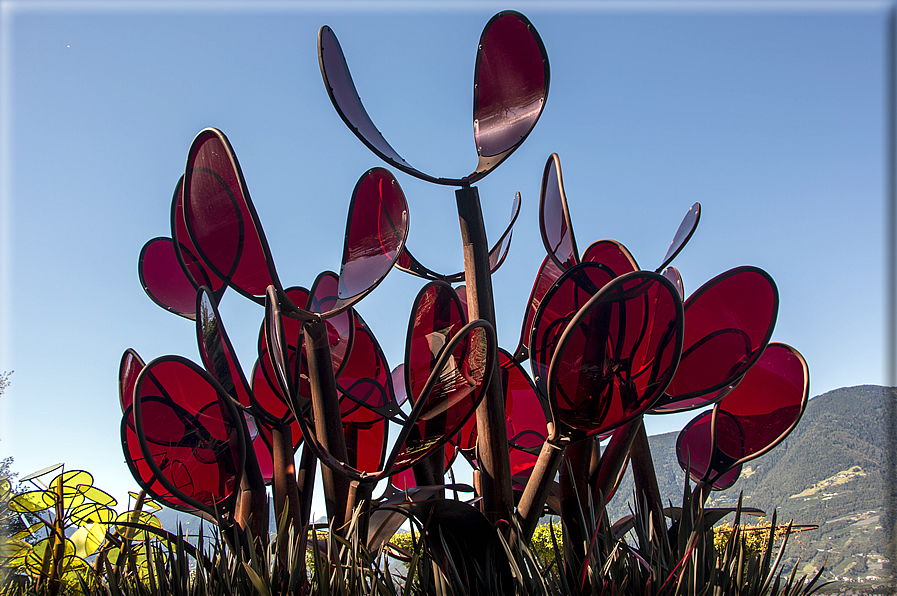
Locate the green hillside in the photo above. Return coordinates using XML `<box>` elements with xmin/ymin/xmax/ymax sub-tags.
<box><xmin>607</xmin><ymin>385</ymin><xmax>894</xmax><ymax>583</ymax></box>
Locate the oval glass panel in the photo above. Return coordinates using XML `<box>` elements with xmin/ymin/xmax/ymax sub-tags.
<box><xmin>654</xmin><ymin>266</ymin><xmax>778</xmax><ymax>413</ymax></box>
<box><xmin>548</xmin><ymin>272</ymin><xmax>683</xmax><ymax>436</ymax></box>
<box><xmin>183</xmin><ymin>128</ymin><xmax>279</xmax><ymax>302</ymax></box>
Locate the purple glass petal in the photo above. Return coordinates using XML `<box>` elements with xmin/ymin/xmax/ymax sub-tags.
<box><xmin>392</xmin><ymin>364</ymin><xmax>408</xmax><ymax>407</ymax></box>
<box><xmin>540</xmin><ymin>154</ymin><xmax>578</xmax><ymax>269</ymax></box>
<box><xmin>654</xmin><ymin>267</ymin><xmax>778</xmax><ymax>413</ymax></box>
<box><xmin>335</xmin><ymin>169</ymin><xmax>409</xmax><ymax>307</ymax></box>
<box><xmin>489</xmin><ymin>192</ymin><xmax>521</xmax><ymax>273</ymax></box>
<box><xmin>657</xmin><ymin>202</ymin><xmax>700</xmax><ymax>272</ymax></box>
<box><xmin>138</xmin><ymin>238</ymin><xmax>198</xmax><ymax>319</ymax></box>
<box><xmin>119</xmin><ymin>349</ymin><xmax>145</xmax><ymax>414</ymax></box>
<box><xmin>529</xmin><ymin>263</ymin><xmax>617</xmax><ymax>398</ymax></box>
<box><xmin>662</xmin><ymin>266</ymin><xmax>684</xmax><ymax>300</ymax></box>
<box><xmin>472</xmin><ymin>11</ymin><xmax>549</xmax><ymax>178</ymax></box>
<box><xmin>133</xmin><ymin>357</ymin><xmax>244</xmax><ymax>515</ymax></box>
<box><xmin>580</xmin><ymin>239</ymin><xmax>639</xmax><ymax>276</ymax></box>
<box><xmin>514</xmin><ymin>256</ymin><xmax>565</xmax><ymax>361</ymax></box>
<box><xmin>196</xmin><ymin>288</ymin><xmax>253</xmax><ymax>409</ymax></box>
<box><xmin>547</xmin><ymin>272</ymin><xmax>683</xmax><ymax>436</ymax></box>
<box><xmin>318</xmin><ymin>27</ymin><xmax>453</xmax><ymax>185</ymax></box>
<box><xmin>715</xmin><ymin>343</ymin><xmax>808</xmax><ymax>465</ymax></box>
<box><xmin>183</xmin><ymin>128</ymin><xmax>280</xmax><ymax>303</ymax></box>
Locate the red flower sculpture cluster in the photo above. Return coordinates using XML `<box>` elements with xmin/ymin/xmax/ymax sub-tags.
<box><xmin>119</xmin><ymin>11</ymin><xmax>809</xmax><ymax>575</ymax></box>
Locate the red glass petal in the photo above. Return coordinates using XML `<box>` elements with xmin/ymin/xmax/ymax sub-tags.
<box><xmin>472</xmin><ymin>11</ymin><xmax>549</xmax><ymax>177</ymax></box>
<box><xmin>121</xmin><ymin>412</ymin><xmax>197</xmax><ymax>512</ymax></box>
<box><xmin>118</xmin><ymin>349</ymin><xmax>145</xmax><ymax>414</ymax></box>
<box><xmin>390</xmin><ymin>444</ymin><xmax>456</xmax><ymax>490</ymax></box>
<box><xmin>655</xmin><ymin>267</ymin><xmax>778</xmax><ymax>413</ymax></box>
<box><xmin>405</xmin><ymin>283</ymin><xmax>468</xmax><ymax>407</ymax></box>
<box><xmin>335</xmin><ymin>169</ymin><xmax>409</xmax><ymax>307</ymax></box>
<box><xmin>307</xmin><ymin>272</ymin><xmax>354</xmax><ymax>377</ymax></box>
<box><xmin>337</xmin><ymin>310</ymin><xmax>399</xmax><ymax>420</ymax></box>
<box><xmin>250</xmin><ymin>354</ymin><xmax>291</xmax><ymax>423</ymax></box>
<box><xmin>252</xmin><ymin>287</ymin><xmax>308</xmax><ymax>423</ymax></box>
<box><xmin>548</xmin><ymin>272</ymin><xmax>683</xmax><ymax>436</ymax></box>
<box><xmin>340</xmin><ymin>399</ymin><xmax>388</xmax><ymax>475</ymax></box>
<box><xmin>676</xmin><ymin>410</ymin><xmax>742</xmax><ymax>490</ymax></box>
<box><xmin>514</xmin><ymin>255</ymin><xmax>565</xmax><ymax>361</ymax></box>
<box><xmin>715</xmin><ymin>343</ymin><xmax>808</xmax><ymax>465</ymax></box>
<box><xmin>133</xmin><ymin>357</ymin><xmax>244</xmax><ymax>515</ymax></box>
<box><xmin>170</xmin><ymin>176</ymin><xmax>226</xmax><ymax>299</ymax></box>
<box><xmin>529</xmin><ymin>263</ymin><xmax>617</xmax><ymax>398</ymax></box>
<box><xmin>390</xmin><ymin>322</ymin><xmax>495</xmax><ymax>474</ymax></box>
<box><xmin>196</xmin><ymin>288</ymin><xmax>253</xmax><ymax>409</ymax></box>
<box><xmin>539</xmin><ymin>154</ymin><xmax>578</xmax><ymax>269</ymax></box>
<box><xmin>265</xmin><ymin>287</ymin><xmax>311</xmax><ymax>411</ymax></box>
<box><xmin>580</xmin><ymin>239</ymin><xmax>639</xmax><ymax>276</ymax></box>
<box><xmin>657</xmin><ymin>202</ymin><xmax>700</xmax><ymax>272</ymax></box>
<box><xmin>461</xmin><ymin>349</ymin><xmax>547</xmax><ymax>463</ymax></box>
<box><xmin>183</xmin><ymin>128</ymin><xmax>279</xmax><ymax>302</ymax></box>
<box><xmin>138</xmin><ymin>238</ymin><xmax>198</xmax><ymax>319</ymax></box>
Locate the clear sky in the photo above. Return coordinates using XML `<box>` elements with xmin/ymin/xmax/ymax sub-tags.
<box><xmin>0</xmin><ymin>1</ymin><xmax>890</xmax><ymax>516</ymax></box>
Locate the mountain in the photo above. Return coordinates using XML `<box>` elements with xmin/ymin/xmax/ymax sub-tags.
<box><xmin>606</xmin><ymin>385</ymin><xmax>894</xmax><ymax>583</ymax></box>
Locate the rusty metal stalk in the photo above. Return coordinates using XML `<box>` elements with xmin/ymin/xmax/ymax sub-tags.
<box><xmin>304</xmin><ymin>318</ymin><xmax>350</xmax><ymax>532</ymax></box>
<box><xmin>455</xmin><ymin>184</ymin><xmax>513</xmax><ymax>526</ymax></box>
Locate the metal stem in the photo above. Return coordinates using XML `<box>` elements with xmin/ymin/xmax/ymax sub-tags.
<box><xmin>304</xmin><ymin>318</ymin><xmax>350</xmax><ymax>532</ymax></box>
<box><xmin>272</xmin><ymin>423</ymin><xmax>301</xmax><ymax>559</ymax></box>
<box><xmin>455</xmin><ymin>184</ymin><xmax>513</xmax><ymax>526</ymax></box>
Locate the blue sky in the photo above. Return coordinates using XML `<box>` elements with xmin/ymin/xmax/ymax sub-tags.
<box><xmin>0</xmin><ymin>1</ymin><xmax>890</xmax><ymax>513</ymax></box>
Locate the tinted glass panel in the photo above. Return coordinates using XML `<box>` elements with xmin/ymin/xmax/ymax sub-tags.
<box><xmin>184</xmin><ymin>129</ymin><xmax>276</xmax><ymax>300</ymax></box>
<box><xmin>658</xmin><ymin>202</ymin><xmax>700</xmax><ymax>271</ymax></box>
<box><xmin>337</xmin><ymin>169</ymin><xmax>408</xmax><ymax>302</ymax></box>
<box><xmin>118</xmin><ymin>349</ymin><xmax>145</xmax><ymax>414</ymax></box>
<box><xmin>170</xmin><ymin>177</ymin><xmax>225</xmax><ymax>296</ymax></box>
<box><xmin>474</xmin><ymin>12</ymin><xmax>547</xmax><ymax>158</ymax></box>
<box><xmin>406</xmin><ymin>283</ymin><xmax>467</xmax><ymax>405</ymax></box>
<box><xmin>658</xmin><ymin>267</ymin><xmax>777</xmax><ymax>411</ymax></box>
<box><xmin>515</xmin><ymin>256</ymin><xmax>565</xmax><ymax>360</ymax></box>
<box><xmin>580</xmin><ymin>239</ymin><xmax>639</xmax><ymax>276</ymax></box>
<box><xmin>134</xmin><ymin>358</ymin><xmax>242</xmax><ymax>512</ymax></box>
<box><xmin>196</xmin><ymin>289</ymin><xmax>253</xmax><ymax>408</ymax></box>
<box><xmin>319</xmin><ymin>26</ymin><xmax>413</xmax><ymax>170</ymax></box>
<box><xmin>540</xmin><ymin>154</ymin><xmax>577</xmax><ymax>268</ymax></box>
<box><xmin>392</xmin><ymin>325</ymin><xmax>493</xmax><ymax>473</ymax></box>
<box><xmin>138</xmin><ymin>238</ymin><xmax>197</xmax><ymax>318</ymax></box>
<box><xmin>530</xmin><ymin>263</ymin><xmax>617</xmax><ymax>398</ymax></box>
<box><xmin>716</xmin><ymin>343</ymin><xmax>807</xmax><ymax>462</ymax></box>
<box><xmin>550</xmin><ymin>273</ymin><xmax>681</xmax><ymax>435</ymax></box>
